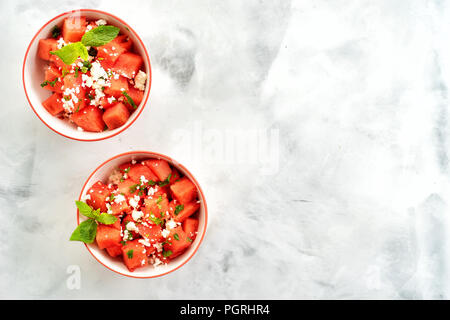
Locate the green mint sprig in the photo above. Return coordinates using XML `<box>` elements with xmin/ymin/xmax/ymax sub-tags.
<box><xmin>70</xmin><ymin>201</ymin><xmax>118</xmax><ymax>243</ymax></box>
<box><xmin>122</xmin><ymin>91</ymin><xmax>137</xmax><ymax>109</ymax></box>
<box><xmin>174</xmin><ymin>204</ymin><xmax>184</xmax><ymax>216</ymax></box>
<box><xmin>50</xmin><ymin>25</ymin><xmax>120</xmax><ymax>65</ymax></box>
<box><xmin>51</xmin><ymin>42</ymin><xmax>88</xmax><ymax>65</ymax></box>
<box><xmin>158</xmin><ymin>174</ymin><xmax>172</xmax><ymax>187</ymax></box>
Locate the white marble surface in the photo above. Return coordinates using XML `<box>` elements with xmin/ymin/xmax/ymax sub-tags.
<box><xmin>1</xmin><ymin>0</ymin><xmax>450</xmax><ymax>299</ymax></box>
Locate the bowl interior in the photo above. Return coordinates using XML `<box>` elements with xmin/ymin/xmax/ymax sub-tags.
<box><xmin>79</xmin><ymin>152</ymin><xmax>207</xmax><ymax>278</ymax></box>
<box><xmin>23</xmin><ymin>10</ymin><xmax>150</xmax><ymax>141</ymax></box>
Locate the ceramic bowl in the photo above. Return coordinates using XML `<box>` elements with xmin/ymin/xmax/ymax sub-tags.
<box><xmin>77</xmin><ymin>151</ymin><xmax>208</xmax><ymax>278</ymax></box>
<box><xmin>22</xmin><ymin>9</ymin><xmax>151</xmax><ymax>141</ymax></box>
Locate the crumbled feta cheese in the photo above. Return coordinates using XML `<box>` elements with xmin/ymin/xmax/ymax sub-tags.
<box><xmin>166</xmin><ymin>219</ymin><xmax>177</xmax><ymax>230</ymax></box>
<box><xmin>134</xmin><ymin>71</ymin><xmax>147</xmax><ymax>91</ymax></box>
<box><xmin>148</xmin><ymin>187</ymin><xmax>157</xmax><ymax>196</ymax></box>
<box><xmin>132</xmin><ymin>210</ymin><xmax>144</xmax><ymax>221</ymax></box>
<box><xmin>57</xmin><ymin>37</ymin><xmax>66</xmax><ymax>49</ymax></box>
<box><xmin>114</xmin><ymin>193</ymin><xmax>126</xmax><ymax>203</ymax></box>
<box><xmin>161</xmin><ymin>229</ymin><xmax>170</xmax><ymax>238</ymax></box>
<box><xmin>108</xmin><ymin>169</ymin><xmax>122</xmax><ymax>185</ymax></box>
<box><xmin>107</xmin><ymin>96</ymin><xmax>116</xmax><ymax>104</ymax></box>
<box><xmin>131</xmin><ymin>159</ymin><xmax>137</xmax><ymax>165</ymax></box>
<box><xmin>106</xmin><ymin>203</ymin><xmax>113</xmax><ymax>215</ymax></box>
<box><xmin>140</xmin><ymin>175</ymin><xmax>148</xmax><ymax>184</ymax></box>
<box><xmin>77</xmin><ymin>126</ymin><xmax>84</xmax><ymax>132</ymax></box>
<box><xmin>138</xmin><ymin>238</ymin><xmax>151</xmax><ymax>247</ymax></box>
<box><xmin>96</xmin><ymin>19</ymin><xmax>107</xmax><ymax>26</ymax></box>
<box><xmin>153</xmin><ymin>242</ymin><xmax>162</xmax><ymax>252</ymax></box>
<box><xmin>129</xmin><ymin>195</ymin><xmax>140</xmax><ymax>208</ymax></box>
<box><xmin>153</xmin><ymin>257</ymin><xmax>162</xmax><ymax>267</ymax></box>
<box><xmin>126</xmin><ymin>221</ymin><xmax>139</xmax><ymax>232</ymax></box>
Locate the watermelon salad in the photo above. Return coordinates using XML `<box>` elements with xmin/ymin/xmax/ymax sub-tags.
<box><xmin>71</xmin><ymin>158</ymin><xmax>201</xmax><ymax>272</ymax></box>
<box><xmin>37</xmin><ymin>16</ymin><xmax>148</xmax><ymax>132</ymax></box>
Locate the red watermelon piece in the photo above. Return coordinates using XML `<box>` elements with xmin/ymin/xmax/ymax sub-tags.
<box><xmin>102</xmin><ymin>102</ymin><xmax>130</xmax><ymax>130</ymax></box>
<box><xmin>170</xmin><ymin>177</ymin><xmax>197</xmax><ymax>204</ymax></box>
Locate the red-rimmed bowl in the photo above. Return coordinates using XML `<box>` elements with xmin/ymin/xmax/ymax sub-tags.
<box><xmin>22</xmin><ymin>9</ymin><xmax>151</xmax><ymax>141</ymax></box>
<box><xmin>77</xmin><ymin>151</ymin><xmax>208</xmax><ymax>278</ymax></box>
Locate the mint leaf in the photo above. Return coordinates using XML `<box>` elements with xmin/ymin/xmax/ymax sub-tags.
<box><xmin>122</xmin><ymin>91</ymin><xmax>137</xmax><ymax>109</ymax></box>
<box><xmin>51</xmin><ymin>25</ymin><xmax>61</xmax><ymax>39</ymax></box>
<box><xmin>50</xmin><ymin>42</ymin><xmax>88</xmax><ymax>65</ymax></box>
<box><xmin>147</xmin><ymin>214</ymin><xmax>162</xmax><ymax>225</ymax></box>
<box><xmin>162</xmin><ymin>250</ymin><xmax>173</xmax><ymax>258</ymax></box>
<box><xmin>158</xmin><ymin>174</ymin><xmax>171</xmax><ymax>187</ymax></box>
<box><xmin>70</xmin><ymin>219</ymin><xmax>97</xmax><ymax>243</ymax></box>
<box><xmin>75</xmin><ymin>201</ymin><xmax>97</xmax><ymax>219</ymax></box>
<box><xmin>81</xmin><ymin>25</ymin><xmax>120</xmax><ymax>47</ymax></box>
<box><xmin>174</xmin><ymin>233</ymin><xmax>179</xmax><ymax>241</ymax></box>
<box><xmin>174</xmin><ymin>204</ymin><xmax>184</xmax><ymax>216</ymax></box>
<box><xmin>126</xmin><ymin>249</ymin><xmax>134</xmax><ymax>259</ymax></box>
<box><xmin>129</xmin><ymin>184</ymin><xmax>139</xmax><ymax>193</ymax></box>
<box><xmin>96</xmin><ymin>212</ymin><xmax>118</xmax><ymax>225</ymax></box>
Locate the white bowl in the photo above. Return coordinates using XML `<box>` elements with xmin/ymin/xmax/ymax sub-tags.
<box><xmin>77</xmin><ymin>151</ymin><xmax>208</xmax><ymax>278</ymax></box>
<box><xmin>22</xmin><ymin>9</ymin><xmax>152</xmax><ymax>141</ymax></box>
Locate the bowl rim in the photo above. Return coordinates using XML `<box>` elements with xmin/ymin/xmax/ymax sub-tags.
<box><xmin>77</xmin><ymin>150</ymin><xmax>208</xmax><ymax>278</ymax></box>
<box><xmin>22</xmin><ymin>8</ymin><xmax>152</xmax><ymax>142</ymax></box>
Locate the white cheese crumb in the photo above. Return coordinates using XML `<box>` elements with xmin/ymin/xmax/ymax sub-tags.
<box><xmin>126</xmin><ymin>221</ymin><xmax>139</xmax><ymax>232</ymax></box>
<box><xmin>134</xmin><ymin>70</ymin><xmax>147</xmax><ymax>91</ymax></box>
<box><xmin>132</xmin><ymin>210</ymin><xmax>144</xmax><ymax>221</ymax></box>
<box><xmin>140</xmin><ymin>175</ymin><xmax>148</xmax><ymax>184</ymax></box>
<box><xmin>129</xmin><ymin>195</ymin><xmax>141</xmax><ymax>208</ymax></box>
<box><xmin>161</xmin><ymin>229</ymin><xmax>170</xmax><ymax>238</ymax></box>
<box><xmin>166</xmin><ymin>219</ymin><xmax>177</xmax><ymax>230</ymax></box>
<box><xmin>148</xmin><ymin>187</ymin><xmax>157</xmax><ymax>196</ymax></box>
<box><xmin>114</xmin><ymin>193</ymin><xmax>126</xmax><ymax>203</ymax></box>
<box><xmin>96</xmin><ymin>19</ymin><xmax>107</xmax><ymax>26</ymax></box>
<box><xmin>138</xmin><ymin>238</ymin><xmax>151</xmax><ymax>247</ymax></box>
<box><xmin>108</xmin><ymin>169</ymin><xmax>122</xmax><ymax>185</ymax></box>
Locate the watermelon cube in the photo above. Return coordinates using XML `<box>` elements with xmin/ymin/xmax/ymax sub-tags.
<box><xmin>170</xmin><ymin>177</ymin><xmax>197</xmax><ymax>204</ymax></box>
<box><xmin>62</xmin><ymin>16</ymin><xmax>87</xmax><ymax>42</ymax></box>
<box><xmin>104</xmin><ymin>76</ymin><xmax>129</xmax><ymax>97</ymax></box>
<box><xmin>86</xmin><ymin>181</ymin><xmax>111</xmax><ymax>212</ymax></box>
<box><xmin>110</xmin><ymin>200</ymin><xmax>131</xmax><ymax>216</ymax></box>
<box><xmin>123</xmin><ymin>87</ymin><xmax>144</xmax><ymax>111</ymax></box>
<box><xmin>38</xmin><ymin>38</ymin><xmax>58</xmax><ymax>61</ymax></box>
<box><xmin>42</xmin><ymin>66</ymin><xmax>63</xmax><ymax>93</ymax></box>
<box><xmin>183</xmin><ymin>218</ymin><xmax>199</xmax><ymax>240</ymax></box>
<box><xmin>163</xmin><ymin>226</ymin><xmax>192</xmax><ymax>259</ymax></box>
<box><xmin>173</xmin><ymin>201</ymin><xmax>200</xmax><ymax>223</ymax></box>
<box><xmin>112</xmin><ymin>52</ymin><xmax>143</xmax><ymax>79</ymax></box>
<box><xmin>114</xmin><ymin>35</ymin><xmax>133</xmax><ymax>51</ymax></box>
<box><xmin>71</xmin><ymin>106</ymin><xmax>105</xmax><ymax>132</ymax></box>
<box><xmin>143</xmin><ymin>193</ymin><xmax>169</xmax><ymax>220</ymax></box>
<box><xmin>145</xmin><ymin>159</ymin><xmax>172</xmax><ymax>181</ymax></box>
<box><xmin>121</xmin><ymin>240</ymin><xmax>148</xmax><ymax>271</ymax></box>
<box><xmin>102</xmin><ymin>102</ymin><xmax>130</xmax><ymax>130</ymax></box>
<box><xmin>106</xmin><ymin>245</ymin><xmax>122</xmax><ymax>258</ymax></box>
<box><xmin>127</xmin><ymin>163</ymin><xmax>158</xmax><ymax>183</ymax></box>
<box><xmin>97</xmin><ymin>37</ymin><xmax>127</xmax><ymax>67</ymax></box>
<box><xmin>116</xmin><ymin>179</ymin><xmax>140</xmax><ymax>197</ymax></box>
<box><xmin>96</xmin><ymin>224</ymin><xmax>121</xmax><ymax>250</ymax></box>
<box><xmin>136</xmin><ymin>223</ymin><xmax>164</xmax><ymax>244</ymax></box>
<box><xmin>42</xmin><ymin>93</ymin><xmax>64</xmax><ymax>116</ymax></box>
